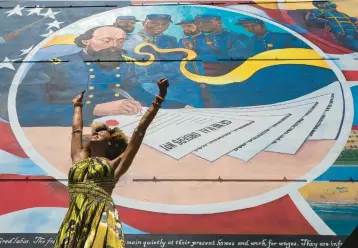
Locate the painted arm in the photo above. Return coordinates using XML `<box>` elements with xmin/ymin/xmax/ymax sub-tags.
<box><xmin>112</xmin><ymin>78</ymin><xmax>169</xmax><ymax>179</ymax></box>
<box><xmin>305</xmin><ymin>10</ymin><xmax>329</xmax><ymax>25</ymax></box>
<box><xmin>70</xmin><ymin>90</ymin><xmax>87</xmax><ymax>164</ymax></box>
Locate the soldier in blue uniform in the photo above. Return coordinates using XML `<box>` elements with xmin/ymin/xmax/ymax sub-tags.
<box><xmin>124</xmin><ymin>14</ymin><xmax>204</xmax><ymax>108</ymax></box>
<box><xmin>187</xmin><ymin>18</ymin><xmax>337</xmax><ymax>108</ymax></box>
<box><xmin>113</xmin><ymin>16</ymin><xmax>140</xmax><ymax>34</ymax></box>
<box><xmin>304</xmin><ymin>1</ymin><xmax>358</xmax><ymax>51</ymax></box>
<box><xmin>113</xmin><ymin>16</ymin><xmax>144</xmax><ymax>55</ymax></box>
<box><xmin>16</xmin><ymin>25</ymin><xmax>189</xmax><ymax>127</ymax></box>
<box><xmin>235</xmin><ymin>17</ymin><xmax>309</xmax><ymax>56</ymax></box>
<box><xmin>193</xmin><ymin>15</ymin><xmax>250</xmax><ymax>76</ymax></box>
<box><xmin>177</xmin><ymin>19</ymin><xmax>202</xmax><ymax>50</ymax></box>
<box><xmin>176</xmin><ymin>19</ymin><xmax>204</xmax><ymax>75</ymax></box>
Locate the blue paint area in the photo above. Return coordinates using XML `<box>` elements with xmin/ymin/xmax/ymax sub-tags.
<box><xmin>314</xmin><ymin>166</ymin><xmax>358</xmax><ymax>181</ymax></box>
<box><xmin>309</xmin><ymin>202</ymin><xmax>358</xmax><ymax>235</ymax></box>
<box><xmin>0</xmin><ymin>207</ymin><xmax>148</xmax><ymax>234</ymax></box>
<box><xmin>203</xmin><ymin>65</ymin><xmax>337</xmax><ymax>107</ymax></box>
<box><xmin>0</xmin><ymin>117</ymin><xmax>8</xmax><ymax>123</ymax></box>
<box><xmin>122</xmin><ymin>223</ymin><xmax>148</xmax><ymax>235</ymax></box>
<box><xmin>351</xmin><ymin>86</ymin><xmax>358</xmax><ymax>126</ymax></box>
<box><xmin>0</xmin><ymin>150</ymin><xmax>47</xmax><ymax>176</ymax></box>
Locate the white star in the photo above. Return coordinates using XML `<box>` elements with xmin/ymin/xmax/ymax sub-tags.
<box><xmin>41</xmin><ymin>9</ymin><xmax>60</xmax><ymax>20</ymax></box>
<box><xmin>40</xmin><ymin>29</ymin><xmax>54</xmax><ymax>38</ymax></box>
<box><xmin>27</xmin><ymin>6</ymin><xmax>43</xmax><ymax>16</ymax></box>
<box><xmin>5</xmin><ymin>5</ymin><xmax>25</xmax><ymax>17</ymax></box>
<box><xmin>19</xmin><ymin>45</ymin><xmax>34</xmax><ymax>56</ymax></box>
<box><xmin>46</xmin><ymin>20</ymin><xmax>64</xmax><ymax>30</ymax></box>
<box><xmin>0</xmin><ymin>57</ymin><xmax>15</xmax><ymax>71</ymax></box>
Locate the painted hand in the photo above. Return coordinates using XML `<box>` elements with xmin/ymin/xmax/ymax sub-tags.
<box><xmin>93</xmin><ymin>99</ymin><xmax>142</xmax><ymax>116</ymax></box>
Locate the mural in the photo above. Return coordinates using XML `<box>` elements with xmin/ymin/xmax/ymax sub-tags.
<box><xmin>0</xmin><ymin>0</ymin><xmax>357</xmax><ymax>246</ymax></box>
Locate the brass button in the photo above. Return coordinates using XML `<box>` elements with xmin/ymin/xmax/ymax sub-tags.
<box><xmin>86</xmin><ymin>101</ymin><xmax>91</xmax><ymax>104</ymax></box>
<box><xmin>90</xmin><ymin>75</ymin><xmax>95</xmax><ymax>79</ymax></box>
<box><xmin>86</xmin><ymin>62</ymin><xmax>91</xmax><ymax>65</ymax></box>
<box><xmin>115</xmin><ymin>84</ymin><xmax>120</xmax><ymax>87</ymax></box>
<box><xmin>88</xmin><ymin>94</ymin><xmax>94</xmax><ymax>98</ymax></box>
<box><xmin>116</xmin><ymin>66</ymin><xmax>120</xmax><ymax>69</ymax></box>
<box><xmin>89</xmin><ymin>68</ymin><xmax>94</xmax><ymax>72</ymax></box>
<box><xmin>115</xmin><ymin>93</ymin><xmax>120</xmax><ymax>97</ymax></box>
<box><xmin>116</xmin><ymin>74</ymin><xmax>120</xmax><ymax>78</ymax></box>
<box><xmin>89</xmin><ymin>86</ymin><xmax>94</xmax><ymax>90</ymax></box>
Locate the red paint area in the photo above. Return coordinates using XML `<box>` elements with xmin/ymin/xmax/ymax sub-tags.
<box><xmin>105</xmin><ymin>120</ymin><xmax>120</xmax><ymax>126</ymax></box>
<box><xmin>118</xmin><ymin>196</ymin><xmax>318</xmax><ymax>235</ymax></box>
<box><xmin>0</xmin><ymin>174</ymin><xmax>69</xmax><ymax>215</ymax></box>
<box><xmin>0</xmin><ymin>174</ymin><xmax>316</xmax><ymax>234</ymax></box>
<box><xmin>0</xmin><ymin>120</ymin><xmax>27</xmax><ymax>158</ymax></box>
<box><xmin>343</xmin><ymin>71</ymin><xmax>358</xmax><ymax>82</ymax></box>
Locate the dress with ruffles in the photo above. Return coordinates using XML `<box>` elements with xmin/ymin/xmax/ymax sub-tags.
<box><xmin>54</xmin><ymin>157</ymin><xmax>125</xmax><ymax>248</ymax></box>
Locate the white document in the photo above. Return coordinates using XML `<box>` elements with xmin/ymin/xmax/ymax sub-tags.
<box><xmin>264</xmin><ymin>94</ymin><xmax>332</xmax><ymax>154</ymax></box>
<box><xmin>228</xmin><ymin>103</ymin><xmax>316</xmax><ymax>161</ymax></box>
<box><xmin>143</xmin><ymin>113</ymin><xmax>252</xmax><ymax>160</ymax></box>
<box><xmin>92</xmin><ymin>82</ymin><xmax>344</xmax><ymax>160</ymax></box>
<box><xmin>192</xmin><ymin>114</ymin><xmax>286</xmax><ymax>162</ymax></box>
<box><xmin>306</xmin><ymin>82</ymin><xmax>343</xmax><ymax>140</ymax></box>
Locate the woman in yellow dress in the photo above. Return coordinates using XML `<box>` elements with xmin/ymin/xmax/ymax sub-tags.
<box><xmin>54</xmin><ymin>78</ymin><xmax>169</xmax><ymax>248</ymax></box>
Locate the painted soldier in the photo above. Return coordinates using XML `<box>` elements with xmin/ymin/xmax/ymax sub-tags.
<box><xmin>176</xmin><ymin>19</ymin><xmax>204</xmax><ymax>75</ymax></box>
<box><xmin>236</xmin><ymin>17</ymin><xmax>309</xmax><ymax>56</ymax></box>
<box><xmin>16</xmin><ymin>25</ymin><xmax>187</xmax><ymax>127</ymax></box>
<box><xmin>193</xmin><ymin>15</ymin><xmax>250</xmax><ymax>76</ymax></box>
<box><xmin>113</xmin><ymin>16</ymin><xmax>143</xmax><ymax>55</ymax></box>
<box><xmin>304</xmin><ymin>1</ymin><xmax>358</xmax><ymax>51</ymax></box>
<box><xmin>177</xmin><ymin>19</ymin><xmax>202</xmax><ymax>50</ymax></box>
<box><xmin>124</xmin><ymin>14</ymin><xmax>204</xmax><ymax>107</ymax></box>
<box><xmin>113</xmin><ymin>15</ymin><xmax>140</xmax><ymax>34</ymax></box>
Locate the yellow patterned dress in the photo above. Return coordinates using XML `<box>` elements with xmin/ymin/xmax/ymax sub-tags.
<box><xmin>54</xmin><ymin>157</ymin><xmax>125</xmax><ymax>248</ymax></box>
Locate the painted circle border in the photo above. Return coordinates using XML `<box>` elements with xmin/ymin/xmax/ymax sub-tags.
<box><xmin>8</xmin><ymin>4</ymin><xmax>353</xmax><ymax>214</ymax></box>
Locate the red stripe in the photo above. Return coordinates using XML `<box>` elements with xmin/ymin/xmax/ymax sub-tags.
<box><xmin>302</xmin><ymin>33</ymin><xmax>353</xmax><ymax>54</ymax></box>
<box><xmin>0</xmin><ymin>174</ymin><xmax>317</xmax><ymax>234</ymax></box>
<box><xmin>352</xmin><ymin>126</ymin><xmax>358</xmax><ymax>130</ymax></box>
<box><xmin>0</xmin><ymin>174</ymin><xmax>68</xmax><ymax>215</ymax></box>
<box><xmin>343</xmin><ymin>71</ymin><xmax>358</xmax><ymax>81</ymax></box>
<box><xmin>118</xmin><ymin>196</ymin><xmax>318</xmax><ymax>235</ymax></box>
<box><xmin>0</xmin><ymin>121</ymin><xmax>28</xmax><ymax>158</ymax></box>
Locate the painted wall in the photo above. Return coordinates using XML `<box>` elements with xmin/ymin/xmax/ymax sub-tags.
<box><xmin>0</xmin><ymin>0</ymin><xmax>357</xmax><ymax>246</ymax></box>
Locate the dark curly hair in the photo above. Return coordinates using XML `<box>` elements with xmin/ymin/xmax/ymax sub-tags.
<box><xmin>82</xmin><ymin>123</ymin><xmax>129</xmax><ymax>160</ymax></box>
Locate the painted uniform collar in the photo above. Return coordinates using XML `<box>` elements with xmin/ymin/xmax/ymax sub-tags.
<box><xmin>190</xmin><ymin>32</ymin><xmax>202</xmax><ymax>38</ymax></box>
<box><xmin>140</xmin><ymin>30</ymin><xmax>165</xmax><ymax>39</ymax></box>
<box><xmin>208</xmin><ymin>28</ymin><xmax>226</xmax><ymax>35</ymax></box>
<box><xmin>255</xmin><ymin>31</ymin><xmax>270</xmax><ymax>38</ymax></box>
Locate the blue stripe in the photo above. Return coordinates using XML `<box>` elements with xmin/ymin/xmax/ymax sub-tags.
<box><xmin>314</xmin><ymin>166</ymin><xmax>358</xmax><ymax>181</ymax></box>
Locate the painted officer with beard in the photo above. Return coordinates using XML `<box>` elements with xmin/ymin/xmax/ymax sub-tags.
<box><xmin>16</xmin><ymin>25</ymin><xmax>186</xmax><ymax>127</ymax></box>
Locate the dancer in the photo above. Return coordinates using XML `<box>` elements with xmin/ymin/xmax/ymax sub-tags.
<box><xmin>54</xmin><ymin>78</ymin><xmax>169</xmax><ymax>247</ymax></box>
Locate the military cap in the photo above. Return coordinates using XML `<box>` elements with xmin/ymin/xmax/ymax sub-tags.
<box><xmin>236</xmin><ymin>17</ymin><xmax>264</xmax><ymax>25</ymax></box>
<box><xmin>145</xmin><ymin>14</ymin><xmax>173</xmax><ymax>22</ymax></box>
<box><xmin>195</xmin><ymin>15</ymin><xmax>221</xmax><ymax>21</ymax></box>
<box><xmin>116</xmin><ymin>16</ymin><xmax>141</xmax><ymax>22</ymax></box>
<box><xmin>175</xmin><ymin>19</ymin><xmax>195</xmax><ymax>25</ymax></box>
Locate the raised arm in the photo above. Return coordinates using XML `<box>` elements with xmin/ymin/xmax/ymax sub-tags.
<box><xmin>113</xmin><ymin>78</ymin><xmax>169</xmax><ymax>179</ymax></box>
<box><xmin>71</xmin><ymin>90</ymin><xmax>87</xmax><ymax>164</ymax></box>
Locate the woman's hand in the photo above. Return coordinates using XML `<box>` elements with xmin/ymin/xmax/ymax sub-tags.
<box><xmin>72</xmin><ymin>90</ymin><xmax>86</xmax><ymax>105</ymax></box>
<box><xmin>157</xmin><ymin>78</ymin><xmax>169</xmax><ymax>98</ymax></box>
